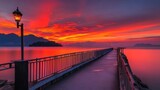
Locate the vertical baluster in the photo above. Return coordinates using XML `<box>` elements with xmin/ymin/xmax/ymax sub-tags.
<box><xmin>54</xmin><ymin>57</ymin><xmax>57</xmax><ymax>74</ymax></box>
<box><xmin>62</xmin><ymin>55</ymin><xmax>66</xmax><ymax>71</ymax></box>
<box><xmin>36</xmin><ymin>59</ymin><xmax>38</xmax><ymax>82</ymax></box>
<box><xmin>43</xmin><ymin>60</ymin><xmax>44</xmax><ymax>78</ymax></box>
<box><xmin>39</xmin><ymin>61</ymin><xmax>41</xmax><ymax>80</ymax></box>
<box><xmin>53</xmin><ymin>58</ymin><xmax>55</xmax><ymax>74</ymax></box>
<box><xmin>62</xmin><ymin>56</ymin><xmax>63</xmax><ymax>70</ymax></box>
<box><xmin>33</xmin><ymin>62</ymin><xmax>35</xmax><ymax>82</ymax></box>
<box><xmin>29</xmin><ymin>62</ymin><xmax>31</xmax><ymax>82</ymax></box>
<box><xmin>61</xmin><ymin>56</ymin><xmax>62</xmax><ymax>71</ymax></box>
<box><xmin>49</xmin><ymin>59</ymin><xmax>50</xmax><ymax>76</ymax></box>
<box><xmin>47</xmin><ymin>59</ymin><xmax>48</xmax><ymax>76</ymax></box>
<box><xmin>44</xmin><ymin>60</ymin><xmax>46</xmax><ymax>77</ymax></box>
<box><xmin>51</xmin><ymin>59</ymin><xmax>53</xmax><ymax>74</ymax></box>
<box><xmin>50</xmin><ymin>58</ymin><xmax>52</xmax><ymax>75</ymax></box>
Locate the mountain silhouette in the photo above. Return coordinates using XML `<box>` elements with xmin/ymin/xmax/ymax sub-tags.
<box><xmin>0</xmin><ymin>33</ymin><xmax>50</xmax><ymax>46</ymax></box>
<box><xmin>134</xmin><ymin>43</ymin><xmax>160</xmax><ymax>47</ymax></box>
<box><xmin>29</xmin><ymin>41</ymin><xmax>62</xmax><ymax>47</ymax></box>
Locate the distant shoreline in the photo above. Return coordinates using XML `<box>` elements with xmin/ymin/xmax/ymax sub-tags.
<box><xmin>125</xmin><ymin>47</ymin><xmax>160</xmax><ymax>49</ymax></box>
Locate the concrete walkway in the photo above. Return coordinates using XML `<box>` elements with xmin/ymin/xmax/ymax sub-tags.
<box><xmin>46</xmin><ymin>50</ymin><xmax>119</xmax><ymax>90</ymax></box>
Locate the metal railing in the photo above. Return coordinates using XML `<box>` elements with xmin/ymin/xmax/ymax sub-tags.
<box><xmin>117</xmin><ymin>48</ymin><xmax>149</xmax><ymax>90</ymax></box>
<box><xmin>0</xmin><ymin>62</ymin><xmax>14</xmax><ymax>71</ymax></box>
<box><xmin>28</xmin><ymin>49</ymin><xmax>111</xmax><ymax>83</ymax></box>
<box><xmin>117</xmin><ymin>50</ymin><xmax>135</xmax><ymax>90</ymax></box>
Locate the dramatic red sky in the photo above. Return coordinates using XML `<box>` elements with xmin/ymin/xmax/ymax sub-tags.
<box><xmin>0</xmin><ymin>0</ymin><xmax>160</xmax><ymax>46</ymax></box>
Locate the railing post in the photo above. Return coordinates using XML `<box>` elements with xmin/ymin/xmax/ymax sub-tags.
<box><xmin>15</xmin><ymin>61</ymin><xmax>28</xmax><ymax>90</ymax></box>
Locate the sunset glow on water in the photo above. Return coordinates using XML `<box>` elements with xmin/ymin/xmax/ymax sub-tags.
<box><xmin>124</xmin><ymin>49</ymin><xmax>160</xmax><ymax>90</ymax></box>
<box><xmin>0</xmin><ymin>47</ymin><xmax>101</xmax><ymax>64</ymax></box>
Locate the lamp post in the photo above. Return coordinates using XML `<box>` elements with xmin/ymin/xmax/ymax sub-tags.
<box><xmin>13</xmin><ymin>7</ymin><xmax>24</xmax><ymax>61</ymax></box>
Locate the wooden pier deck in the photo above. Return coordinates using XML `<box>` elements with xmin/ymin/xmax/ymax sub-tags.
<box><xmin>46</xmin><ymin>50</ymin><xmax>119</xmax><ymax>90</ymax></box>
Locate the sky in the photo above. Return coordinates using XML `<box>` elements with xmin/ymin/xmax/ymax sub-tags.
<box><xmin>0</xmin><ymin>0</ymin><xmax>160</xmax><ymax>46</ymax></box>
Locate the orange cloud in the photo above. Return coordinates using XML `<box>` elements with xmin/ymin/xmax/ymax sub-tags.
<box><xmin>0</xmin><ymin>17</ymin><xmax>15</xmax><ymax>28</ymax></box>
<box><xmin>27</xmin><ymin>20</ymin><xmax>160</xmax><ymax>44</ymax></box>
<box><xmin>58</xmin><ymin>33</ymin><xmax>88</xmax><ymax>41</ymax></box>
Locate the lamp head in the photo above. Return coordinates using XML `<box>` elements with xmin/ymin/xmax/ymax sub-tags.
<box><xmin>13</xmin><ymin>7</ymin><xmax>23</xmax><ymax>23</ymax></box>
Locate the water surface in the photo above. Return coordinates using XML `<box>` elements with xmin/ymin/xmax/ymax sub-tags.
<box><xmin>0</xmin><ymin>47</ymin><xmax>101</xmax><ymax>64</ymax></box>
<box><xmin>124</xmin><ymin>48</ymin><xmax>160</xmax><ymax>90</ymax></box>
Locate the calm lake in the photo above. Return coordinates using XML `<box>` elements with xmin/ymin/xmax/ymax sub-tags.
<box><xmin>124</xmin><ymin>48</ymin><xmax>160</xmax><ymax>90</ymax></box>
<box><xmin>0</xmin><ymin>47</ymin><xmax>102</xmax><ymax>64</ymax></box>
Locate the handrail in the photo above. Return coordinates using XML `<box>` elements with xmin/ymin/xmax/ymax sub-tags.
<box><xmin>28</xmin><ymin>48</ymin><xmax>112</xmax><ymax>84</ymax></box>
<box><xmin>117</xmin><ymin>48</ymin><xmax>149</xmax><ymax>90</ymax></box>
<box><xmin>26</xmin><ymin>49</ymin><xmax>104</xmax><ymax>61</ymax></box>
<box><xmin>0</xmin><ymin>49</ymin><xmax>106</xmax><ymax>71</ymax></box>
<box><xmin>0</xmin><ymin>62</ymin><xmax>14</xmax><ymax>71</ymax></box>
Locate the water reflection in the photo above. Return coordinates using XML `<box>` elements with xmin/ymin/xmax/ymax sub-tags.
<box><xmin>0</xmin><ymin>47</ymin><xmax>101</xmax><ymax>63</ymax></box>
<box><xmin>124</xmin><ymin>49</ymin><xmax>160</xmax><ymax>90</ymax></box>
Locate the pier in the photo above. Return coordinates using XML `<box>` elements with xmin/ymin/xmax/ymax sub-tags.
<box><xmin>47</xmin><ymin>50</ymin><xmax>118</xmax><ymax>90</ymax></box>
<box><xmin>0</xmin><ymin>48</ymin><xmax>149</xmax><ymax>90</ymax></box>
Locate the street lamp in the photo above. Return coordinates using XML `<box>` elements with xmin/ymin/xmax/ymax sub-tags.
<box><xmin>13</xmin><ymin>7</ymin><xmax>24</xmax><ymax>61</ymax></box>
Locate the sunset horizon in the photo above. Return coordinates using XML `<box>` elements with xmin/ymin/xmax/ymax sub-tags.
<box><xmin>0</xmin><ymin>0</ymin><xmax>160</xmax><ymax>46</ymax></box>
